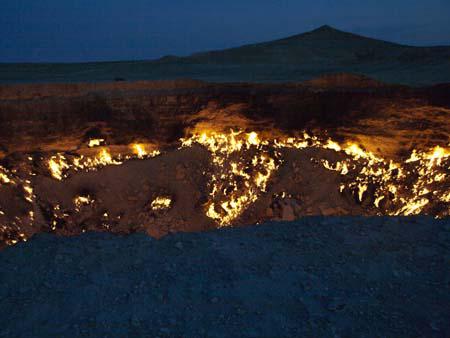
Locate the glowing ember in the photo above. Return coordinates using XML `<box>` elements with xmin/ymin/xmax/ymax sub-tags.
<box><xmin>321</xmin><ymin>159</ymin><xmax>349</xmax><ymax>175</ymax></box>
<box><xmin>150</xmin><ymin>197</ymin><xmax>172</xmax><ymax>210</ymax></box>
<box><xmin>0</xmin><ymin>173</ymin><xmax>11</xmax><ymax>185</ymax></box>
<box><xmin>442</xmin><ymin>192</ymin><xmax>450</xmax><ymax>203</ymax></box>
<box><xmin>74</xmin><ymin>195</ymin><xmax>95</xmax><ymax>211</ymax></box>
<box><xmin>49</xmin><ymin>155</ymin><xmax>70</xmax><ymax>180</ymax></box>
<box><xmin>88</xmin><ymin>138</ymin><xmax>104</xmax><ymax>148</ymax></box>
<box><xmin>0</xmin><ymin>166</ymin><xmax>14</xmax><ymax>185</ymax></box>
<box><xmin>23</xmin><ymin>181</ymin><xmax>34</xmax><ymax>203</ymax></box>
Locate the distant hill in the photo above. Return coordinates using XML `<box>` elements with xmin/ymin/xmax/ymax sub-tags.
<box><xmin>1</xmin><ymin>25</ymin><xmax>450</xmax><ymax>85</ymax></box>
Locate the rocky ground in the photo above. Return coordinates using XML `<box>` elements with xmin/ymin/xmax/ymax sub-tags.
<box><xmin>0</xmin><ymin>216</ymin><xmax>448</xmax><ymax>337</ymax></box>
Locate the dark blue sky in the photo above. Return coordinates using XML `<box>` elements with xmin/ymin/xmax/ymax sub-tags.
<box><xmin>1</xmin><ymin>0</ymin><xmax>450</xmax><ymax>63</ymax></box>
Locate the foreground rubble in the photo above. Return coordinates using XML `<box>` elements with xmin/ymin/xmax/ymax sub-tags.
<box><xmin>0</xmin><ymin>217</ymin><xmax>448</xmax><ymax>337</ymax></box>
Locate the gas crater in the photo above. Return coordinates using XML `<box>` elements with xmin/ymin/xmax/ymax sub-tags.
<box><xmin>0</xmin><ymin>128</ymin><xmax>448</xmax><ymax>248</ymax></box>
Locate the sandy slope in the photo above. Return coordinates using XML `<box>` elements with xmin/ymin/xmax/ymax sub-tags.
<box><xmin>0</xmin><ymin>217</ymin><xmax>448</xmax><ymax>337</ymax></box>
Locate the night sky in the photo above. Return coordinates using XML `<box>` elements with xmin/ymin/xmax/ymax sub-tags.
<box><xmin>1</xmin><ymin>0</ymin><xmax>450</xmax><ymax>63</ymax></box>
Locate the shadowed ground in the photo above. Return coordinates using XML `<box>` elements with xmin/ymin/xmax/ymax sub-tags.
<box><xmin>0</xmin><ymin>217</ymin><xmax>448</xmax><ymax>337</ymax></box>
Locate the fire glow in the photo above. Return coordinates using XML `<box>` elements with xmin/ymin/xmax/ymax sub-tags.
<box><xmin>1</xmin><ymin>130</ymin><xmax>449</xmax><ymax>247</ymax></box>
<box><xmin>181</xmin><ymin>130</ymin><xmax>450</xmax><ymax>222</ymax></box>
<box><xmin>182</xmin><ymin>131</ymin><xmax>280</xmax><ymax>225</ymax></box>
<box><xmin>47</xmin><ymin>142</ymin><xmax>162</xmax><ymax>181</ymax></box>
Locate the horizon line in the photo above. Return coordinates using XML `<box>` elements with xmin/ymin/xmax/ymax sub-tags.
<box><xmin>1</xmin><ymin>24</ymin><xmax>449</xmax><ymax>65</ymax></box>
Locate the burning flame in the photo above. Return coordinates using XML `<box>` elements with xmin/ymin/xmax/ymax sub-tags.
<box><xmin>49</xmin><ymin>155</ymin><xmax>70</xmax><ymax>180</ymax></box>
<box><xmin>0</xmin><ymin>167</ymin><xmax>11</xmax><ymax>185</ymax></box>
<box><xmin>48</xmin><ymin>144</ymin><xmax>163</xmax><ymax>181</ymax></box>
<box><xmin>2</xmin><ymin>127</ymin><xmax>449</xmax><ymax>248</ymax></box>
<box><xmin>131</xmin><ymin>144</ymin><xmax>161</xmax><ymax>159</ymax></box>
<box><xmin>132</xmin><ymin>144</ymin><xmax>147</xmax><ymax>159</ymax></box>
<box><xmin>182</xmin><ymin>130</ymin><xmax>280</xmax><ymax>226</ymax></box>
<box><xmin>48</xmin><ymin>148</ymin><xmax>122</xmax><ymax>180</ymax></box>
<box><xmin>182</xmin><ymin>129</ymin><xmax>450</xmax><ymax>222</ymax></box>
<box><xmin>95</xmin><ymin>149</ymin><xmax>120</xmax><ymax>165</ymax></box>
